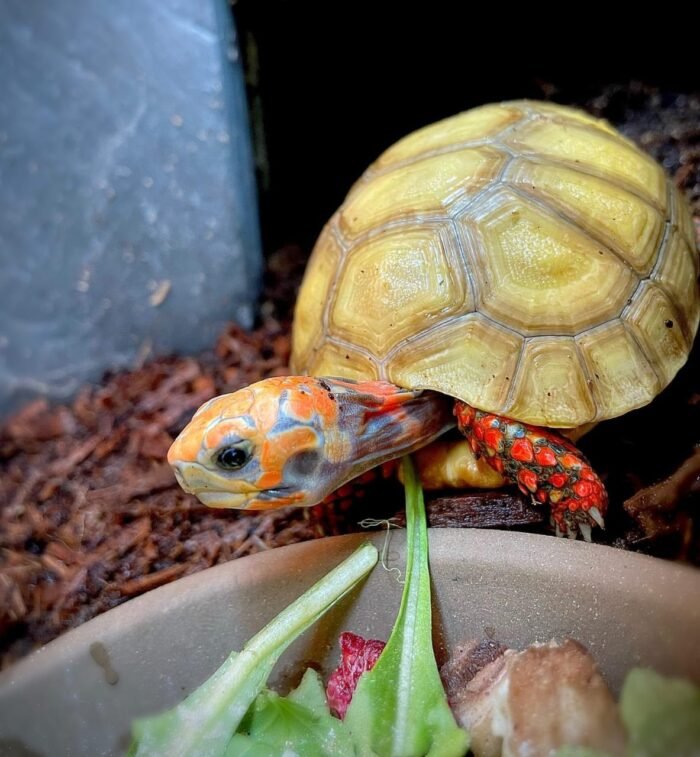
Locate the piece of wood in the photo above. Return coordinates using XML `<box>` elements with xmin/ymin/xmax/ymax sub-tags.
<box><xmin>393</xmin><ymin>490</ymin><xmax>544</xmax><ymax>529</ymax></box>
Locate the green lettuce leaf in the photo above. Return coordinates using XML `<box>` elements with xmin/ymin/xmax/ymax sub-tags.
<box><xmin>555</xmin><ymin>667</ymin><xmax>700</xmax><ymax>757</ymax></box>
<box><xmin>343</xmin><ymin>456</ymin><xmax>469</xmax><ymax>757</ymax></box>
<box><xmin>130</xmin><ymin>454</ymin><xmax>470</xmax><ymax>756</ymax></box>
<box><xmin>129</xmin><ymin>541</ymin><xmax>378</xmax><ymax>757</ymax></box>
<box><xmin>620</xmin><ymin>667</ymin><xmax>700</xmax><ymax>756</ymax></box>
<box><xmin>225</xmin><ymin>669</ymin><xmax>355</xmax><ymax>757</ymax></box>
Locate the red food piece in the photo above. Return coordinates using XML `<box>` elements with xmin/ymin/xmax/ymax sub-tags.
<box><xmin>326</xmin><ymin>631</ymin><xmax>386</xmax><ymax>718</ymax></box>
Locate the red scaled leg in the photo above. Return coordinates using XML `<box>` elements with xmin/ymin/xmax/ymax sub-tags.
<box><xmin>455</xmin><ymin>402</ymin><xmax>607</xmax><ymax>540</ymax></box>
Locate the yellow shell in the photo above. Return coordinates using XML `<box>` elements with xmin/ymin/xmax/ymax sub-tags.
<box><xmin>291</xmin><ymin>101</ymin><xmax>700</xmax><ymax>428</ymax></box>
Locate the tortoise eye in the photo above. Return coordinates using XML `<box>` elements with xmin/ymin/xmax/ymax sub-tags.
<box><xmin>216</xmin><ymin>444</ymin><xmax>251</xmax><ymax>470</ymax></box>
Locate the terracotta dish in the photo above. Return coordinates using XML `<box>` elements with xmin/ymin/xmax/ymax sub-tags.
<box><xmin>0</xmin><ymin>529</ymin><xmax>698</xmax><ymax>756</ymax></box>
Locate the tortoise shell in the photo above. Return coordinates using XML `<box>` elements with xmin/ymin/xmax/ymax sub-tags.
<box><xmin>291</xmin><ymin>101</ymin><xmax>700</xmax><ymax>428</ymax></box>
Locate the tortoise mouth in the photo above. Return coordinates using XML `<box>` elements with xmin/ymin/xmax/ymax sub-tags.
<box><xmin>197</xmin><ymin>488</ymin><xmax>298</xmax><ymax>511</ymax></box>
<box><xmin>170</xmin><ymin>460</ymin><xmax>295</xmax><ymax>510</ymax></box>
<box><xmin>255</xmin><ymin>486</ymin><xmax>293</xmax><ymax>501</ymax></box>
<box><xmin>196</xmin><ymin>491</ymin><xmax>255</xmax><ymax>509</ymax></box>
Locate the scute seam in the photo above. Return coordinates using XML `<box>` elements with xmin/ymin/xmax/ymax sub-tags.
<box><xmin>571</xmin><ymin>336</ymin><xmax>600</xmax><ymax>422</ymax></box>
<box><xmin>381</xmin><ymin>310</ymin><xmax>524</xmax><ymax>366</ymax></box>
<box><xmin>446</xmin><ymin>151</ymin><xmax>514</xmax><ymax>221</ymax></box>
<box><xmin>504</xmin><ymin>183</ymin><xmax>643</xmax><ymax>281</ymax></box>
<box><xmin>500</xmin><ymin>136</ymin><xmax>666</xmax><ymax>212</ymax></box>
<box><xmin>621</xmin><ymin>320</ymin><xmax>665</xmax><ymax>390</ymax></box>
<box><xmin>325</xmin><ymin>217</ymin><xmax>350</xmax><ymax>321</ymax></box>
<box><xmin>503</xmin><ymin>156</ymin><xmax>666</xmax><ymax>274</ymax></box>
<box><xmin>502</xmin><ymin>335</ymin><xmax>598</xmax><ymax>427</ymax></box>
<box><xmin>650</xmin><ymin>217</ymin><xmax>674</xmax><ymax>280</ymax></box>
<box><xmin>502</xmin><ymin>336</ymin><xmax>527</xmax><ymax>412</ymax></box>
<box><xmin>517</xmin><ymin>102</ymin><xmax>636</xmax><ymax>150</ymax></box>
<box><xmin>648</xmin><ymin>218</ymin><xmax>695</xmax><ymax>344</ymax></box>
<box><xmin>446</xmin><ymin>217</ymin><xmax>478</xmax><ymax>316</ymax></box>
<box><xmin>336</xmin><ymin>210</ymin><xmax>452</xmax><ymax>250</ymax></box>
<box><xmin>670</xmin><ymin>186</ymin><xmax>700</xmax><ymax>268</ymax></box>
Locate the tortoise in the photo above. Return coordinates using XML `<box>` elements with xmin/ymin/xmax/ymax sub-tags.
<box><xmin>168</xmin><ymin>100</ymin><xmax>700</xmax><ymax>539</ymax></box>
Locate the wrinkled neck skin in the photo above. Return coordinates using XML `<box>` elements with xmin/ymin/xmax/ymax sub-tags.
<box><xmin>312</xmin><ymin>379</ymin><xmax>455</xmax><ymax>500</ymax></box>
<box><xmin>168</xmin><ymin>376</ymin><xmax>455</xmax><ymax>510</ymax></box>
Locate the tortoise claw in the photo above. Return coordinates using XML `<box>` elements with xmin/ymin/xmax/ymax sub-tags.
<box><xmin>588</xmin><ymin>506</ymin><xmax>605</xmax><ymax>529</ymax></box>
<box><xmin>550</xmin><ymin>504</ymin><xmax>606</xmax><ymax>541</ymax></box>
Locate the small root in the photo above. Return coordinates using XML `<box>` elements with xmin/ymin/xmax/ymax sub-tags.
<box><xmin>359</xmin><ymin>518</ymin><xmax>405</xmax><ymax>585</ymax></box>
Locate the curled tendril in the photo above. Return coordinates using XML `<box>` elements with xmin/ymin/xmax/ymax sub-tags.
<box><xmin>358</xmin><ymin>518</ymin><xmax>405</xmax><ymax>585</ymax></box>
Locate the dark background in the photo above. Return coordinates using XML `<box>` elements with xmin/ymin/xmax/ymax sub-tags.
<box><xmin>232</xmin><ymin>3</ymin><xmax>700</xmax><ymax>252</ymax></box>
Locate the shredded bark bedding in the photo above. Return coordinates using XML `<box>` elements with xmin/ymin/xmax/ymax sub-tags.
<box><xmin>1</xmin><ymin>85</ymin><xmax>699</xmax><ymax>669</ymax></box>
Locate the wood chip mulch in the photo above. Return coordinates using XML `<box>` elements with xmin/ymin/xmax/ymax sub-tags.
<box><xmin>0</xmin><ymin>247</ymin><xmax>373</xmax><ymax>668</ymax></box>
<box><xmin>1</xmin><ymin>86</ymin><xmax>700</xmax><ymax>670</ymax></box>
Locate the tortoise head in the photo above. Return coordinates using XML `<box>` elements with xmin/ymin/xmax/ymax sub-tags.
<box><xmin>167</xmin><ymin>376</ymin><xmax>340</xmax><ymax>509</ymax></box>
<box><xmin>168</xmin><ymin>376</ymin><xmax>454</xmax><ymax>509</ymax></box>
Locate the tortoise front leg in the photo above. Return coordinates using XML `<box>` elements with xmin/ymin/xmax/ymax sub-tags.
<box><xmin>455</xmin><ymin>402</ymin><xmax>607</xmax><ymax>540</ymax></box>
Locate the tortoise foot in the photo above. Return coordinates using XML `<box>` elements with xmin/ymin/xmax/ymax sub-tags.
<box><xmin>455</xmin><ymin>402</ymin><xmax>608</xmax><ymax>540</ymax></box>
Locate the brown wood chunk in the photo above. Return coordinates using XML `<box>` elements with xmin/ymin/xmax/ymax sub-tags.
<box><xmin>393</xmin><ymin>490</ymin><xmax>544</xmax><ymax>529</ymax></box>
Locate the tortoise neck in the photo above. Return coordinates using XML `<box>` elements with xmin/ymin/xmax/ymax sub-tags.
<box><xmin>321</xmin><ymin>378</ymin><xmax>455</xmax><ymax>485</ymax></box>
